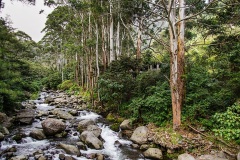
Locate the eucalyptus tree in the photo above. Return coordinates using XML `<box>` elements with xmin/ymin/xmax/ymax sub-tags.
<box><xmin>133</xmin><ymin>0</ymin><xmax>219</xmax><ymax>129</ymax></box>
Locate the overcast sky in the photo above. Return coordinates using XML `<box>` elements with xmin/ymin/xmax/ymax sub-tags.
<box><xmin>1</xmin><ymin>0</ymin><xmax>54</xmax><ymax>42</ymax></box>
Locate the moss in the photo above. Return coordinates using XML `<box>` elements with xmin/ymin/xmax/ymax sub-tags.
<box><xmin>106</xmin><ymin>113</ymin><xmax>124</xmax><ymax>123</ymax></box>
<box><xmin>106</xmin><ymin>113</ymin><xmax>116</xmax><ymax>122</ymax></box>
<box><xmin>110</xmin><ymin>123</ymin><xmax>120</xmax><ymax>132</ymax></box>
<box><xmin>154</xmin><ymin>127</ymin><xmax>182</xmax><ymax>148</ymax></box>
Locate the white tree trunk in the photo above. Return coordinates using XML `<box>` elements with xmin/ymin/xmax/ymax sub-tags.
<box><xmin>95</xmin><ymin>22</ymin><xmax>100</xmax><ymax>77</ymax></box>
<box><xmin>116</xmin><ymin>1</ymin><xmax>120</xmax><ymax>59</ymax></box>
<box><xmin>109</xmin><ymin>0</ymin><xmax>115</xmax><ymax>62</ymax></box>
<box><xmin>168</xmin><ymin>0</ymin><xmax>186</xmax><ymax>130</ymax></box>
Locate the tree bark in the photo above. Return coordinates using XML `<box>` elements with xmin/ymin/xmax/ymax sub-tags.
<box><xmin>169</xmin><ymin>0</ymin><xmax>185</xmax><ymax>130</ymax></box>
<box><xmin>136</xmin><ymin>16</ymin><xmax>143</xmax><ymax>60</ymax></box>
<box><xmin>109</xmin><ymin>0</ymin><xmax>115</xmax><ymax>62</ymax></box>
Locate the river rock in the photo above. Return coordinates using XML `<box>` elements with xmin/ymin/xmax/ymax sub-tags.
<box><xmin>76</xmin><ymin>141</ymin><xmax>87</xmax><ymax>150</ymax></box>
<box><xmin>45</xmin><ymin>97</ymin><xmax>54</xmax><ymax>103</ymax></box>
<box><xmin>0</xmin><ymin>112</ymin><xmax>12</xmax><ymax>128</ymax></box>
<box><xmin>15</xmin><ymin>109</ymin><xmax>35</xmax><ymax>125</ymax></box>
<box><xmin>80</xmin><ymin>131</ymin><xmax>103</xmax><ymax>149</ymax></box>
<box><xmin>41</xmin><ymin>118</ymin><xmax>66</xmax><ymax>136</ymax></box>
<box><xmin>120</xmin><ymin>119</ymin><xmax>132</xmax><ymax>130</ymax></box>
<box><xmin>130</xmin><ymin>126</ymin><xmax>148</xmax><ymax>144</ymax></box>
<box><xmin>140</xmin><ymin>144</ymin><xmax>150</xmax><ymax>150</ymax></box>
<box><xmin>114</xmin><ymin>140</ymin><xmax>122</xmax><ymax>147</ymax></box>
<box><xmin>1</xmin><ymin>126</ymin><xmax>10</xmax><ymax>135</ymax></box>
<box><xmin>30</xmin><ymin>129</ymin><xmax>46</xmax><ymax>140</ymax></box>
<box><xmin>78</xmin><ymin>119</ymin><xmax>95</xmax><ymax>132</ymax></box>
<box><xmin>54</xmin><ymin>97</ymin><xmax>67</xmax><ymax>104</ymax></box>
<box><xmin>237</xmin><ymin>152</ymin><xmax>240</xmax><ymax>160</ymax></box>
<box><xmin>87</xmin><ymin>125</ymin><xmax>102</xmax><ymax>137</ymax></box>
<box><xmin>69</xmin><ymin>110</ymin><xmax>78</xmax><ymax>116</ymax></box>
<box><xmin>58</xmin><ymin>143</ymin><xmax>81</xmax><ymax>156</ymax></box>
<box><xmin>178</xmin><ymin>153</ymin><xmax>195</xmax><ymax>160</ymax></box>
<box><xmin>65</xmin><ymin>156</ymin><xmax>75</xmax><ymax>160</ymax></box>
<box><xmin>51</xmin><ymin>109</ymin><xmax>74</xmax><ymax>120</ymax></box>
<box><xmin>0</xmin><ymin>132</ymin><xmax>4</xmax><ymax>140</ymax></box>
<box><xmin>10</xmin><ymin>155</ymin><xmax>28</xmax><ymax>160</ymax></box>
<box><xmin>131</xmin><ymin>143</ymin><xmax>139</xmax><ymax>149</ymax></box>
<box><xmin>121</xmin><ymin>130</ymin><xmax>133</xmax><ymax>138</ymax></box>
<box><xmin>38</xmin><ymin>155</ymin><xmax>47</xmax><ymax>160</ymax></box>
<box><xmin>86</xmin><ymin>153</ymin><xmax>97</xmax><ymax>159</ymax></box>
<box><xmin>143</xmin><ymin>148</ymin><xmax>163</xmax><ymax>160</ymax></box>
<box><xmin>36</xmin><ymin>110</ymin><xmax>49</xmax><ymax>117</ymax></box>
<box><xmin>97</xmin><ymin>154</ymin><xmax>104</xmax><ymax>160</ymax></box>
<box><xmin>196</xmin><ymin>155</ymin><xmax>228</xmax><ymax>160</ymax></box>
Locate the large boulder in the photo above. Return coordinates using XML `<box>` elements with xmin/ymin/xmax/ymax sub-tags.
<box><xmin>178</xmin><ymin>153</ymin><xmax>195</xmax><ymax>160</ymax></box>
<box><xmin>130</xmin><ymin>126</ymin><xmax>148</xmax><ymax>144</ymax></box>
<box><xmin>41</xmin><ymin>118</ymin><xmax>66</xmax><ymax>136</ymax></box>
<box><xmin>1</xmin><ymin>127</ymin><xmax>10</xmax><ymax>135</ymax></box>
<box><xmin>30</xmin><ymin>129</ymin><xmax>46</xmax><ymax>140</ymax></box>
<box><xmin>77</xmin><ymin>119</ymin><xmax>95</xmax><ymax>132</ymax></box>
<box><xmin>86</xmin><ymin>125</ymin><xmax>102</xmax><ymax>137</ymax></box>
<box><xmin>10</xmin><ymin>155</ymin><xmax>28</xmax><ymax>160</ymax></box>
<box><xmin>58</xmin><ymin>143</ymin><xmax>81</xmax><ymax>156</ymax></box>
<box><xmin>143</xmin><ymin>148</ymin><xmax>163</xmax><ymax>160</ymax></box>
<box><xmin>0</xmin><ymin>132</ymin><xmax>4</xmax><ymax>140</ymax></box>
<box><xmin>237</xmin><ymin>152</ymin><xmax>240</xmax><ymax>160</ymax></box>
<box><xmin>54</xmin><ymin>97</ymin><xmax>67</xmax><ymax>104</ymax></box>
<box><xmin>80</xmin><ymin>131</ymin><xmax>103</xmax><ymax>149</ymax></box>
<box><xmin>51</xmin><ymin>109</ymin><xmax>74</xmax><ymax>120</ymax></box>
<box><xmin>0</xmin><ymin>112</ymin><xmax>12</xmax><ymax>128</ymax></box>
<box><xmin>44</xmin><ymin>97</ymin><xmax>54</xmax><ymax>103</ymax></box>
<box><xmin>196</xmin><ymin>155</ymin><xmax>228</xmax><ymax>160</ymax></box>
<box><xmin>120</xmin><ymin>119</ymin><xmax>132</xmax><ymax>130</ymax></box>
<box><xmin>15</xmin><ymin>109</ymin><xmax>35</xmax><ymax>125</ymax></box>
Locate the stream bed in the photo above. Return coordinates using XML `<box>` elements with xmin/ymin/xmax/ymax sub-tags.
<box><xmin>0</xmin><ymin>92</ymin><xmax>147</xmax><ymax>160</ymax></box>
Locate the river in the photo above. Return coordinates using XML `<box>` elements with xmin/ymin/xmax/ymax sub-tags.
<box><xmin>0</xmin><ymin>92</ymin><xmax>147</xmax><ymax>160</ymax></box>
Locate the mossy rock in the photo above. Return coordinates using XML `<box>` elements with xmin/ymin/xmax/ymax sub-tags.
<box><xmin>106</xmin><ymin>113</ymin><xmax>115</xmax><ymax>122</ymax></box>
<box><xmin>55</xmin><ymin>131</ymin><xmax>68</xmax><ymax>138</ymax></box>
<box><xmin>106</xmin><ymin>113</ymin><xmax>124</xmax><ymax>123</ymax></box>
<box><xmin>110</xmin><ymin>123</ymin><xmax>120</xmax><ymax>132</ymax></box>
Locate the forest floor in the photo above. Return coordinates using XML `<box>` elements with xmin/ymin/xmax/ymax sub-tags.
<box><xmin>146</xmin><ymin>122</ymin><xmax>239</xmax><ymax>159</ymax></box>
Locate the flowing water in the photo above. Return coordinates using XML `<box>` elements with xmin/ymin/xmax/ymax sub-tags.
<box><xmin>0</xmin><ymin>92</ymin><xmax>146</xmax><ymax>160</ymax></box>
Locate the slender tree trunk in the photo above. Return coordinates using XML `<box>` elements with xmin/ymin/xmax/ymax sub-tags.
<box><xmin>95</xmin><ymin>22</ymin><xmax>100</xmax><ymax>78</ymax></box>
<box><xmin>75</xmin><ymin>52</ymin><xmax>79</xmax><ymax>84</ymax></box>
<box><xmin>136</xmin><ymin>16</ymin><xmax>143</xmax><ymax>60</ymax></box>
<box><xmin>116</xmin><ymin>1</ymin><xmax>120</xmax><ymax>59</ymax></box>
<box><xmin>109</xmin><ymin>0</ymin><xmax>115</xmax><ymax>62</ymax></box>
<box><xmin>169</xmin><ymin>0</ymin><xmax>185</xmax><ymax>130</ymax></box>
<box><xmin>102</xmin><ymin>17</ymin><xmax>107</xmax><ymax>71</ymax></box>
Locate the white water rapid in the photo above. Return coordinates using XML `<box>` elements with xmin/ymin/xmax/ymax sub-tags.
<box><xmin>0</xmin><ymin>92</ymin><xmax>145</xmax><ymax>160</ymax></box>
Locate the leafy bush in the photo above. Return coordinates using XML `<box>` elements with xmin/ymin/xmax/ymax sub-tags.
<box><xmin>58</xmin><ymin>80</ymin><xmax>75</xmax><ymax>90</ymax></box>
<box><xmin>98</xmin><ymin>56</ymin><xmax>138</xmax><ymax>111</ymax></box>
<box><xmin>123</xmin><ymin>81</ymin><xmax>171</xmax><ymax>126</ymax></box>
<box><xmin>213</xmin><ymin>103</ymin><xmax>240</xmax><ymax>142</ymax></box>
<box><xmin>42</xmin><ymin>72</ymin><xmax>62</xmax><ymax>89</ymax></box>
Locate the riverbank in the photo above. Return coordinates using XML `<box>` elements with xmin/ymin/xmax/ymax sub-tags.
<box><xmin>0</xmin><ymin>90</ymin><xmax>239</xmax><ymax>160</ymax></box>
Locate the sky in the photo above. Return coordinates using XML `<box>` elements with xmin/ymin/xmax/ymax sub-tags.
<box><xmin>0</xmin><ymin>0</ymin><xmax>54</xmax><ymax>42</ymax></box>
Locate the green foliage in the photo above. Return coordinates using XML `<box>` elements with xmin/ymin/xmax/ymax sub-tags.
<box><xmin>58</xmin><ymin>80</ymin><xmax>82</xmax><ymax>95</ymax></box>
<box><xmin>58</xmin><ymin>80</ymin><xmax>75</xmax><ymax>91</ymax></box>
<box><xmin>42</xmin><ymin>72</ymin><xmax>62</xmax><ymax>89</ymax></box>
<box><xmin>213</xmin><ymin>103</ymin><xmax>240</xmax><ymax>142</ymax></box>
<box><xmin>98</xmin><ymin>56</ymin><xmax>138</xmax><ymax>111</ymax></box>
<box><xmin>0</xmin><ymin>18</ymin><xmax>42</xmax><ymax>112</ymax></box>
<box><xmin>125</xmin><ymin>81</ymin><xmax>171</xmax><ymax>126</ymax></box>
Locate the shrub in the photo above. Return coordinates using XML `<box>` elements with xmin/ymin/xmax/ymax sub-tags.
<box><xmin>58</xmin><ymin>80</ymin><xmax>75</xmax><ymax>91</ymax></box>
<box><xmin>42</xmin><ymin>72</ymin><xmax>62</xmax><ymax>89</ymax></box>
<box><xmin>124</xmin><ymin>81</ymin><xmax>171</xmax><ymax>126</ymax></box>
<box><xmin>212</xmin><ymin>103</ymin><xmax>240</xmax><ymax>142</ymax></box>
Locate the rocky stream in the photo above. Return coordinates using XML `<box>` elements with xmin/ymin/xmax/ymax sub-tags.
<box><xmin>0</xmin><ymin>91</ymin><xmax>239</xmax><ymax>160</ymax></box>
